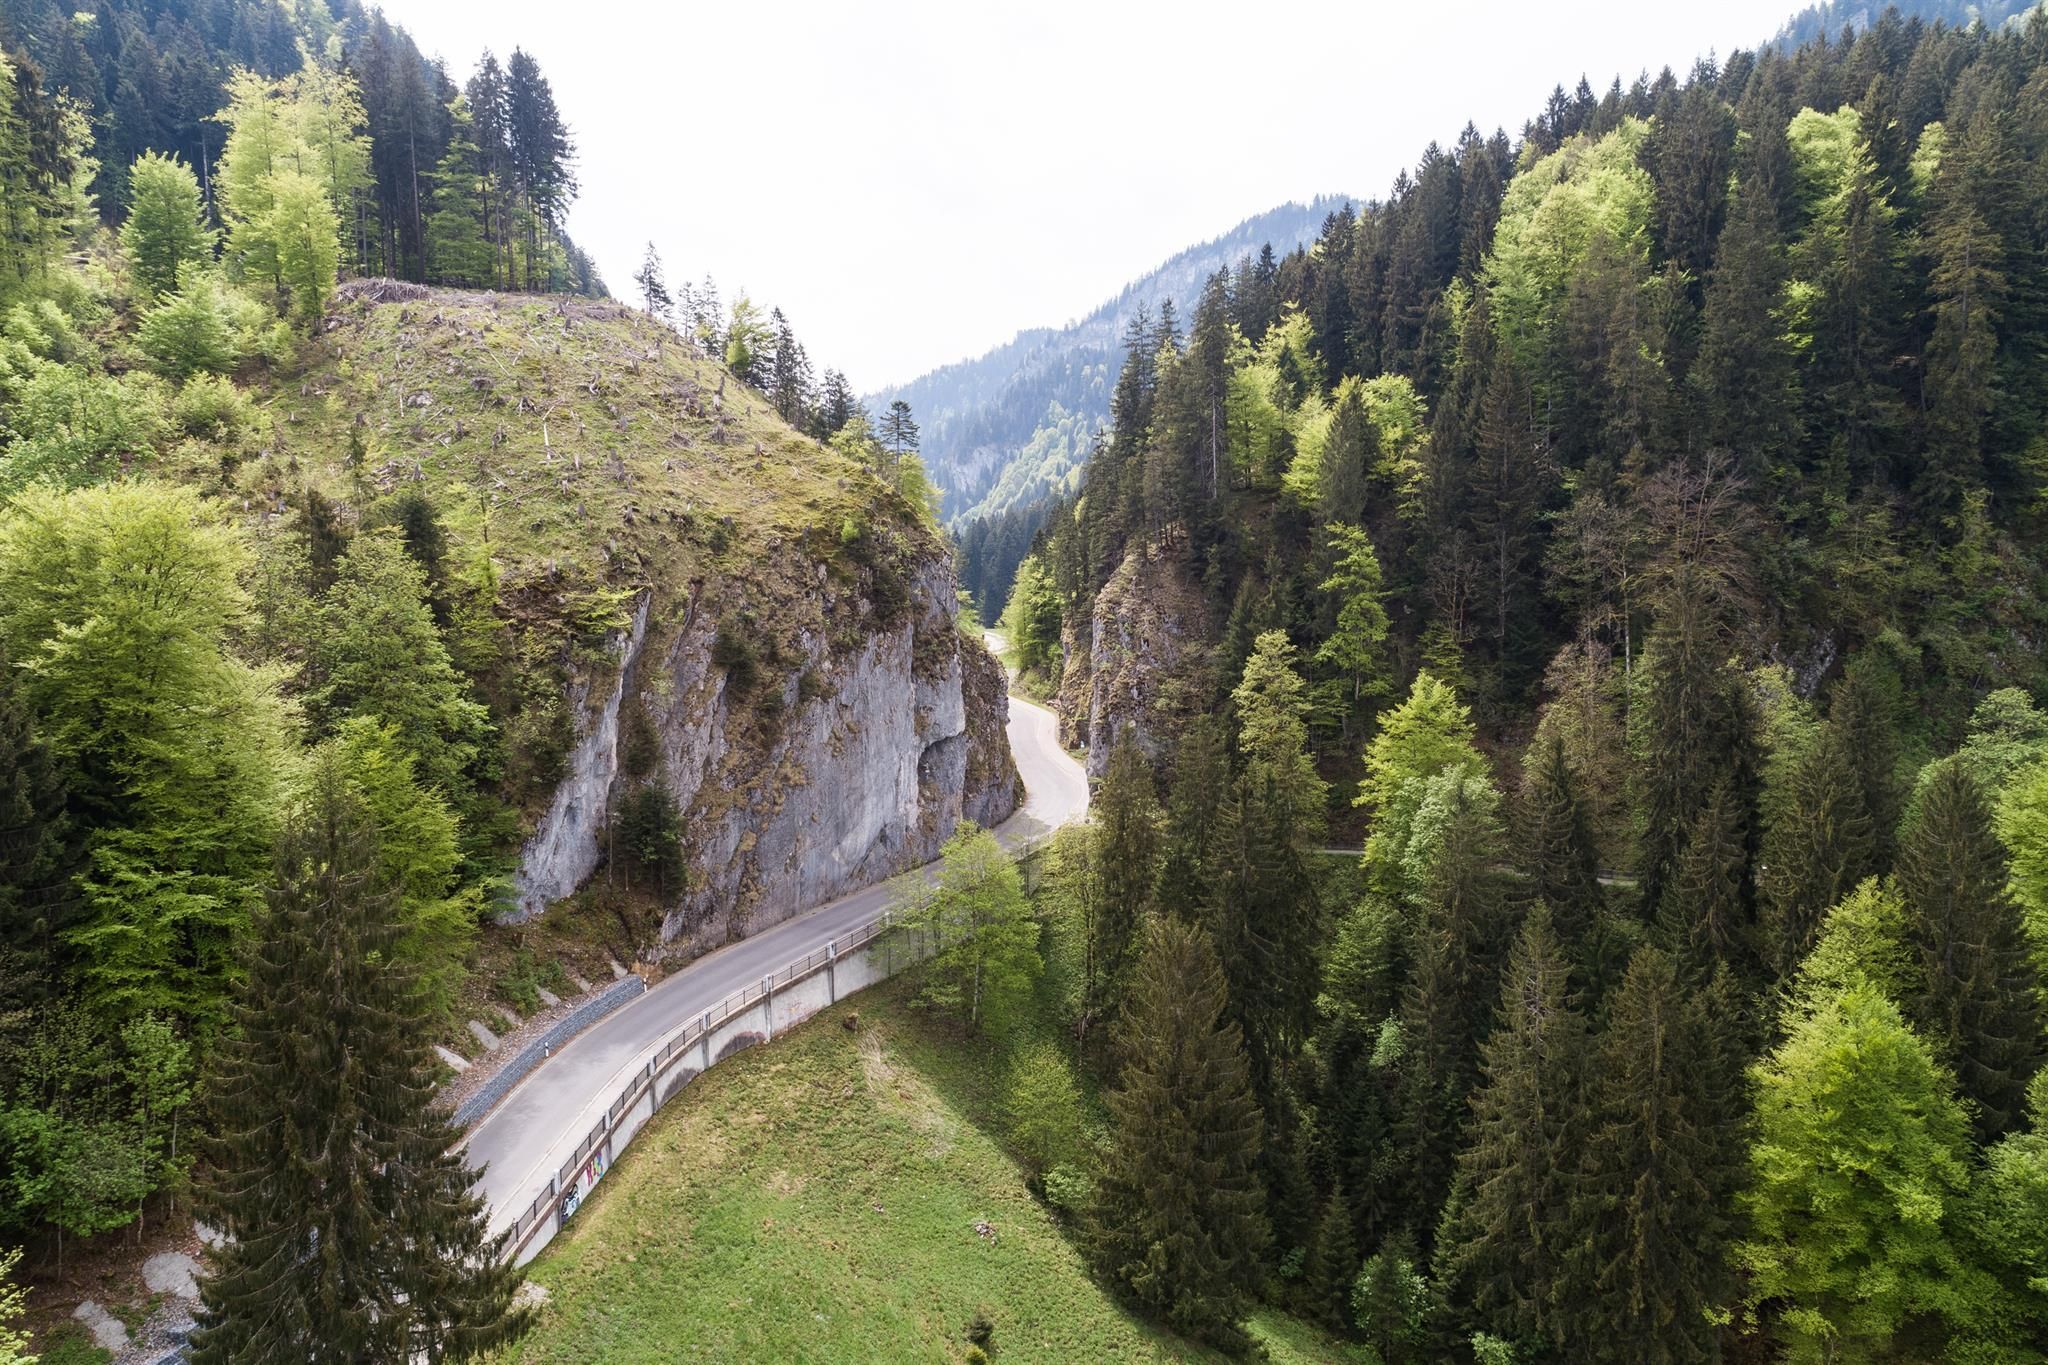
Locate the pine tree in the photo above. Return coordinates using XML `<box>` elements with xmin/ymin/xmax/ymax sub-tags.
<box><xmin>1896</xmin><ymin>758</ymin><xmax>2045</xmax><ymax>1142</ymax></box>
<box><xmin>1091</xmin><ymin>915</ymin><xmax>1269</xmax><ymax>1352</ymax></box>
<box><xmin>1435</xmin><ymin>905</ymin><xmax>1587</xmax><ymax>1352</ymax></box>
<box><xmin>191</xmin><ymin>762</ymin><xmax>528</xmax><ymax>1362</ymax></box>
<box><xmin>1570</xmin><ymin>945</ymin><xmax>1740</xmax><ymax>1364</ymax></box>
<box><xmin>1760</xmin><ymin>722</ymin><xmax>1877</xmax><ymax>978</ymax></box>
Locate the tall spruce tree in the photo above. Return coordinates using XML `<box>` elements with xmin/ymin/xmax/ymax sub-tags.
<box><xmin>1760</xmin><ymin>722</ymin><xmax>1877</xmax><ymax>978</ymax></box>
<box><xmin>1435</xmin><ymin>905</ymin><xmax>1588</xmax><ymax>1353</ymax></box>
<box><xmin>1519</xmin><ymin>730</ymin><xmax>1604</xmax><ymax>959</ymax></box>
<box><xmin>1154</xmin><ymin>715</ymin><xmax>1228</xmax><ymax>921</ymax></box>
<box><xmin>632</xmin><ymin>240</ymin><xmax>670</xmax><ymax>319</ymax></box>
<box><xmin>1636</xmin><ymin>592</ymin><xmax>1760</xmax><ymax>911</ymax></box>
<box><xmin>0</xmin><ymin>651</ymin><xmax>77</xmax><ymax>988</ymax></box>
<box><xmin>191</xmin><ymin>761</ymin><xmax>527</xmax><ymax>1363</ymax></box>
<box><xmin>1896</xmin><ymin>758</ymin><xmax>2045</xmax><ymax>1142</ymax></box>
<box><xmin>1091</xmin><ymin>731</ymin><xmax>1160</xmax><ymax>1040</ymax></box>
<box><xmin>1828</xmin><ymin>656</ymin><xmax>1903</xmax><ymax>872</ymax></box>
<box><xmin>1394</xmin><ymin>780</ymin><xmax>1509</xmax><ymax>1245</ymax></box>
<box><xmin>1570</xmin><ymin>945</ymin><xmax>1741</xmax><ymax>1363</ymax></box>
<box><xmin>1091</xmin><ymin>915</ymin><xmax>1269</xmax><ymax>1352</ymax></box>
<box><xmin>1655</xmin><ymin>776</ymin><xmax>1754</xmax><ymax>980</ymax></box>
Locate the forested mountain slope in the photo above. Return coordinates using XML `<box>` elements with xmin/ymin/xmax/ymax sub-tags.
<box><xmin>983</xmin><ymin>8</ymin><xmax>2048</xmax><ymax>1359</ymax></box>
<box><xmin>0</xmin><ymin>0</ymin><xmax>608</xmax><ymax>292</ymax></box>
<box><xmin>870</xmin><ymin>197</ymin><xmax>1352</xmax><ymax>532</ymax></box>
<box><xmin>1776</xmin><ymin>0</ymin><xmax>2044</xmax><ymax>48</ymax></box>
<box><xmin>0</xmin><ymin>2</ymin><xmax>1014</xmax><ymax>1338</ymax></box>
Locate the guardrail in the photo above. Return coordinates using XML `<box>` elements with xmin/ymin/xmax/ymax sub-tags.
<box><xmin>493</xmin><ymin>820</ymin><xmax>1061</xmax><ymax>1267</ymax></box>
<box><xmin>499</xmin><ymin>900</ymin><xmax>925</xmax><ymax>1265</ymax></box>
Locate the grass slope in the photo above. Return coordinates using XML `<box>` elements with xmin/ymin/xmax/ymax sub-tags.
<box><xmin>500</xmin><ymin>977</ymin><xmax>1362</xmax><ymax>1364</ymax></box>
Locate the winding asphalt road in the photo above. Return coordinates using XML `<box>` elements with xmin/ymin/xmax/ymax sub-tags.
<box><xmin>465</xmin><ymin>648</ymin><xmax>1088</xmax><ymax>1238</ymax></box>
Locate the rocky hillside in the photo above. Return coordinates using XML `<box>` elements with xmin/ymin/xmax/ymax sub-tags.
<box><xmin>267</xmin><ymin>282</ymin><xmax>1018</xmax><ymax>943</ymax></box>
<box><xmin>1054</xmin><ymin>540</ymin><xmax>1214</xmax><ymax>779</ymax></box>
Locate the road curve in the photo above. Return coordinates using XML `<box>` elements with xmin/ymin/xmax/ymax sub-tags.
<box><xmin>466</xmin><ymin>652</ymin><xmax>1088</xmax><ymax>1236</ymax></box>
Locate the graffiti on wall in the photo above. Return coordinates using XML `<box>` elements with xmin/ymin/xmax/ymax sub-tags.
<box><xmin>560</xmin><ymin>1149</ymin><xmax>608</xmax><ymax>1221</ymax></box>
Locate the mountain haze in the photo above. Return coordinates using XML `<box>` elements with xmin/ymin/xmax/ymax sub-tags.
<box><xmin>869</xmin><ymin>196</ymin><xmax>1353</xmax><ymax>526</ymax></box>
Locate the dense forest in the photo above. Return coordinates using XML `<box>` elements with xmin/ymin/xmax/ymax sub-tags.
<box><xmin>10</xmin><ymin>0</ymin><xmax>2048</xmax><ymax>1359</ymax></box>
<box><xmin>986</xmin><ymin>5</ymin><xmax>2048</xmax><ymax>1361</ymax></box>
<box><xmin>1</xmin><ymin>0</ymin><xmax>605</xmax><ymax>294</ymax></box>
<box><xmin>0</xmin><ymin>0</ymin><xmax>953</xmax><ymax>1356</ymax></box>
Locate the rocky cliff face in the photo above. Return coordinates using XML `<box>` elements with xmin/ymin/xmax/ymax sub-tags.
<box><xmin>1054</xmin><ymin>542</ymin><xmax>1213</xmax><ymax>777</ymax></box>
<box><xmin>287</xmin><ymin>288</ymin><xmax>1017</xmax><ymax>948</ymax></box>
<box><xmin>510</xmin><ymin>549</ymin><xmax>1019</xmax><ymax>943</ymax></box>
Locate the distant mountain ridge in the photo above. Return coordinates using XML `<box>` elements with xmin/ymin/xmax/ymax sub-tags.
<box><xmin>1772</xmin><ymin>0</ymin><xmax>2042</xmax><ymax>47</ymax></box>
<box><xmin>870</xmin><ymin>195</ymin><xmax>1354</xmax><ymax>524</ymax></box>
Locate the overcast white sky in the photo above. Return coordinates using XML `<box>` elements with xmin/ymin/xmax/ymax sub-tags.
<box><xmin>378</xmin><ymin>0</ymin><xmax>1798</xmax><ymax>391</ymax></box>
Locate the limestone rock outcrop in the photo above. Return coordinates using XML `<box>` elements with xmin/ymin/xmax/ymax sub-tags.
<box><xmin>1054</xmin><ymin>541</ymin><xmax>1213</xmax><ymax>777</ymax></box>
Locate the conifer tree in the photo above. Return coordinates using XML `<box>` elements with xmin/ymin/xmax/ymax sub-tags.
<box><xmin>1691</xmin><ymin>181</ymin><xmax>1802</xmax><ymax>478</ymax></box>
<box><xmin>633</xmin><ymin>241</ymin><xmax>671</xmax><ymax>319</ymax></box>
<box><xmin>1154</xmin><ymin>715</ymin><xmax>1228</xmax><ymax>921</ymax></box>
<box><xmin>1655</xmin><ymin>776</ymin><xmax>1754</xmax><ymax>979</ymax></box>
<box><xmin>1570</xmin><ymin>945</ymin><xmax>1740</xmax><ymax>1363</ymax></box>
<box><xmin>1393</xmin><ymin>780</ymin><xmax>1508</xmax><ymax>1241</ymax></box>
<box><xmin>878</xmin><ymin>399</ymin><xmax>920</xmax><ymax>463</ymax></box>
<box><xmin>1091</xmin><ymin>731</ymin><xmax>1160</xmax><ymax>1037</ymax></box>
<box><xmin>424</xmin><ymin>95</ymin><xmax>493</xmax><ymax>288</ymax></box>
<box><xmin>1091</xmin><ymin>915</ymin><xmax>1269</xmax><ymax>1352</ymax></box>
<box><xmin>1301</xmin><ymin>1180</ymin><xmax>1361</xmax><ymax>1333</ymax></box>
<box><xmin>1896</xmin><ymin>758</ymin><xmax>2045</xmax><ymax>1142</ymax></box>
<box><xmin>191</xmin><ymin>762</ymin><xmax>527</xmax><ymax>1363</ymax></box>
<box><xmin>1435</xmin><ymin>905</ymin><xmax>1587</xmax><ymax>1352</ymax></box>
<box><xmin>1519</xmin><ymin>730</ymin><xmax>1603</xmax><ymax>957</ymax></box>
<box><xmin>1828</xmin><ymin>656</ymin><xmax>1903</xmax><ymax>872</ymax></box>
<box><xmin>0</xmin><ymin>650</ymin><xmax>77</xmax><ymax>986</ymax></box>
<box><xmin>1760</xmin><ymin>722</ymin><xmax>1877</xmax><ymax>978</ymax></box>
<box><xmin>816</xmin><ymin>369</ymin><xmax>857</xmax><ymax>435</ymax></box>
<box><xmin>1637</xmin><ymin>596</ymin><xmax>1760</xmax><ymax>911</ymax></box>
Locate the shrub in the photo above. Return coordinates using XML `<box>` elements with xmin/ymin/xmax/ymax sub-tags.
<box><xmin>173</xmin><ymin>373</ymin><xmax>255</xmax><ymax>440</ymax></box>
<box><xmin>3</xmin><ymin>365</ymin><xmax>167</xmax><ymax>492</ymax></box>
<box><xmin>1041</xmin><ymin>1162</ymin><xmax>1095</xmax><ymax>1220</ymax></box>
<box><xmin>711</xmin><ymin>626</ymin><xmax>759</xmax><ymax>698</ymax></box>
<box><xmin>1003</xmin><ymin>1042</ymin><xmax>1087</xmax><ymax>1177</ymax></box>
<box><xmin>138</xmin><ymin>273</ymin><xmax>242</xmax><ymax>377</ymax></box>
